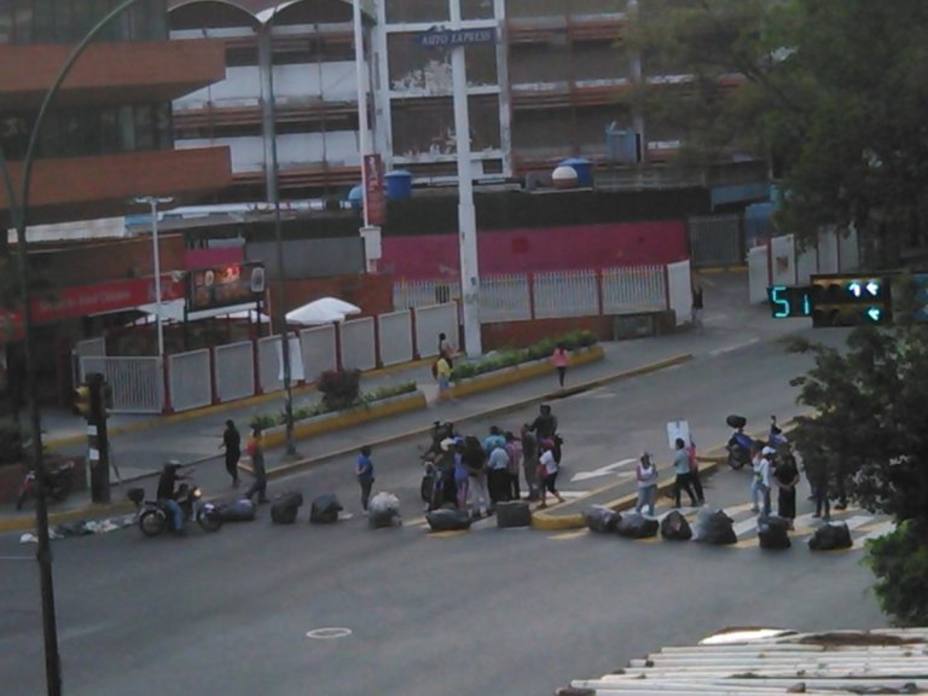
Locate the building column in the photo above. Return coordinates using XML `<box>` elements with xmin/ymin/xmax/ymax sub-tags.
<box><xmin>494</xmin><ymin>0</ymin><xmax>513</xmax><ymax>177</ymax></box>
<box><xmin>257</xmin><ymin>24</ymin><xmax>278</xmax><ymax>203</ymax></box>
<box><xmin>372</xmin><ymin>0</ymin><xmax>394</xmax><ymax>171</ymax></box>
<box><xmin>627</xmin><ymin>0</ymin><xmax>646</xmax><ymax>162</ymax></box>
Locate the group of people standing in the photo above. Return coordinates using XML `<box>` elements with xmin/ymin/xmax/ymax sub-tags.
<box><xmin>634</xmin><ymin>437</ymin><xmax>706</xmax><ymax>516</ymax></box>
<box><xmin>750</xmin><ymin>438</ymin><xmax>801</xmax><ymax>526</ymax></box>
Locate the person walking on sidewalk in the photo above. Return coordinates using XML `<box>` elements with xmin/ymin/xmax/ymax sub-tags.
<box><xmin>551</xmin><ymin>343</ymin><xmax>569</xmax><ymax>389</ymax></box>
<box><xmin>244</xmin><ymin>426</ymin><xmax>268</xmax><ymax>504</ymax></box>
<box><xmin>434</xmin><ymin>355</ymin><xmax>452</xmax><ymax>401</ymax></box>
<box><xmin>635</xmin><ymin>452</ymin><xmax>659</xmax><ymax>516</ymax></box>
<box><xmin>687</xmin><ymin>437</ymin><xmax>705</xmax><ymax>505</ymax></box>
<box><xmin>672</xmin><ymin>438</ymin><xmax>699</xmax><ymax>509</ymax></box>
<box><xmin>438</xmin><ymin>332</ymin><xmax>455</xmax><ymax>367</ymax></box>
<box><xmin>356</xmin><ymin>445</ymin><xmax>375</xmax><ymax>513</ymax></box>
<box><xmin>521</xmin><ymin>424</ymin><xmax>539</xmax><ymax>501</ymax></box>
<box><xmin>691</xmin><ymin>273</ymin><xmax>704</xmax><ymax>332</ymax></box>
<box><xmin>538</xmin><ymin>440</ymin><xmax>565</xmax><ymax>508</ymax></box>
<box><xmin>219</xmin><ymin>420</ymin><xmax>241</xmax><ymax>487</ymax></box>
<box><xmin>773</xmin><ymin>447</ymin><xmax>800</xmax><ymax>527</ymax></box>
<box><xmin>505</xmin><ymin>431</ymin><xmax>523</xmax><ymax>501</ymax></box>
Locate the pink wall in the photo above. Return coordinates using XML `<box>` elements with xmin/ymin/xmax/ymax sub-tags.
<box><xmin>380</xmin><ymin>221</ymin><xmax>688</xmax><ymax>279</ymax></box>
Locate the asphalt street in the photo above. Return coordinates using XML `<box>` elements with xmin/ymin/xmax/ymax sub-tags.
<box><xmin>1</xmin><ymin>275</ymin><xmax>890</xmax><ymax>695</ymax></box>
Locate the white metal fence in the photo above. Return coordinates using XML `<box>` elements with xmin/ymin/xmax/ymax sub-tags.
<box><xmin>257</xmin><ymin>335</ymin><xmax>282</xmax><ymax>393</ymax></box>
<box><xmin>480</xmin><ymin>273</ymin><xmax>532</xmax><ymax>322</ymax></box>
<box><xmin>72</xmin><ymin>336</ymin><xmax>106</xmax><ymax>386</ymax></box>
<box><xmin>80</xmin><ymin>356</ymin><xmax>164</xmax><ymax>414</ymax></box>
<box><xmin>415</xmin><ymin>303</ymin><xmax>458</xmax><ymax>358</ymax></box>
<box><xmin>168</xmin><ymin>349</ymin><xmax>212</xmax><ymax>412</ymax></box>
<box><xmin>215</xmin><ymin>341</ymin><xmax>254</xmax><ymax>403</ymax></box>
<box><xmin>394</xmin><ymin>279</ymin><xmax>460</xmax><ymax>311</ymax></box>
<box><xmin>534</xmin><ymin>269</ymin><xmax>599</xmax><ymax>318</ymax></box>
<box><xmin>378</xmin><ymin>310</ymin><xmax>413</xmax><ymax>366</ymax></box>
<box><xmin>602</xmin><ymin>265</ymin><xmax>666</xmax><ymax>313</ymax></box>
<box><xmin>299</xmin><ymin>324</ymin><xmax>337</xmax><ymax>381</ymax></box>
<box><xmin>340</xmin><ymin>317</ymin><xmax>376</xmax><ymax>371</ymax></box>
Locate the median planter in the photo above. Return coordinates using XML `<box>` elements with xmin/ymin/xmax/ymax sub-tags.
<box><xmin>450</xmin><ymin>344</ymin><xmax>604</xmax><ymax>399</ymax></box>
<box><xmin>256</xmin><ymin>390</ymin><xmax>427</xmax><ymax>450</ymax></box>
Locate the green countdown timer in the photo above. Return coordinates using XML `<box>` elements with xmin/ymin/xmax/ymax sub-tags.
<box><xmin>768</xmin><ymin>285</ymin><xmax>813</xmax><ymax>318</ymax></box>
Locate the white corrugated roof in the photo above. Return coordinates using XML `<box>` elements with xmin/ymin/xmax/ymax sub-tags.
<box><xmin>560</xmin><ymin>628</ymin><xmax>928</xmax><ymax>695</ymax></box>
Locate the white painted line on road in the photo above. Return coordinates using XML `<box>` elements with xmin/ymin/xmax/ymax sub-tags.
<box><xmin>0</xmin><ymin>556</ymin><xmax>32</xmax><ymax>561</ymax></box>
<box><xmin>708</xmin><ymin>338</ymin><xmax>760</xmax><ymax>357</ymax></box>
<box><xmin>306</xmin><ymin>627</ymin><xmax>352</xmax><ymax>640</ymax></box>
<box><xmin>852</xmin><ymin>520</ymin><xmax>896</xmax><ymax>550</ymax></box>
<box><xmin>571</xmin><ymin>458</ymin><xmax>637</xmax><ymax>483</ymax></box>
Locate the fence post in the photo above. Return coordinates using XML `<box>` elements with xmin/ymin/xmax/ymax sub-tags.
<box><xmin>662</xmin><ymin>265</ymin><xmax>671</xmax><ymax>311</ymax></box>
<box><xmin>162</xmin><ymin>356</ymin><xmax>174</xmax><ymax>415</ymax></box>
<box><xmin>766</xmin><ymin>239</ymin><xmax>773</xmax><ymax>286</ymax></box>
<box><xmin>334</xmin><ymin>322</ymin><xmax>344</xmax><ymax>371</ymax></box>
<box><xmin>527</xmin><ymin>272</ymin><xmax>536</xmax><ymax>320</ymax></box>
<box><xmin>595</xmin><ymin>268</ymin><xmax>605</xmax><ymax>316</ymax></box>
<box><xmin>456</xmin><ymin>300</ymin><xmax>465</xmax><ymax>355</ymax></box>
<box><xmin>410</xmin><ymin>308</ymin><xmax>420</xmax><ymax>359</ymax></box>
<box><xmin>209</xmin><ymin>346</ymin><xmax>220</xmax><ymax>405</ymax></box>
<box><xmin>373</xmin><ymin>319</ymin><xmax>383</xmax><ymax>369</ymax></box>
<box><xmin>252</xmin><ymin>338</ymin><xmax>262</xmax><ymax>395</ymax></box>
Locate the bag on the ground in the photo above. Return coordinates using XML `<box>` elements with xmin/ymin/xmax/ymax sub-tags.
<box><xmin>616</xmin><ymin>512</ymin><xmax>659</xmax><ymax>539</ymax></box>
<box><xmin>54</xmin><ymin>520</ymin><xmax>93</xmax><ymax>537</ymax></box>
<box><xmin>660</xmin><ymin>510</ymin><xmax>693</xmax><ymax>541</ymax></box>
<box><xmin>584</xmin><ymin>506</ymin><xmax>620</xmax><ymax>534</ymax></box>
<box><xmin>808</xmin><ymin>522</ymin><xmax>852</xmax><ymax>551</ymax></box>
<box><xmin>726</xmin><ymin>414</ymin><xmax>747</xmax><ymax>429</ymax></box>
<box><xmin>496</xmin><ymin>500</ymin><xmax>532</xmax><ymax>528</ymax></box>
<box><xmin>309</xmin><ymin>494</ymin><xmax>343</xmax><ymax>524</ymax></box>
<box><xmin>695</xmin><ymin>508</ymin><xmax>737</xmax><ymax>545</ymax></box>
<box><xmin>426</xmin><ymin>508</ymin><xmax>472</xmax><ymax>532</ymax></box>
<box><xmin>218</xmin><ymin>498</ymin><xmax>257</xmax><ymax>522</ymax></box>
<box><xmin>270</xmin><ymin>491</ymin><xmax>304</xmax><ymax>525</ymax></box>
<box><xmin>758</xmin><ymin>515</ymin><xmax>791</xmax><ymax>550</ymax></box>
<box><xmin>368</xmin><ymin>492</ymin><xmax>401</xmax><ymax>529</ymax></box>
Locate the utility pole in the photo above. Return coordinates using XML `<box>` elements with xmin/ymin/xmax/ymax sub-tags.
<box><xmin>135</xmin><ymin>196</ymin><xmax>173</xmax><ymax>358</ymax></box>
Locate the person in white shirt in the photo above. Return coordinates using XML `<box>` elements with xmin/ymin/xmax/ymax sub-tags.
<box><xmin>752</xmin><ymin>445</ymin><xmax>773</xmax><ymax>516</ymax></box>
<box><xmin>635</xmin><ymin>452</ymin><xmax>659</xmax><ymax>516</ymax></box>
<box><xmin>538</xmin><ymin>440</ymin><xmax>565</xmax><ymax>508</ymax></box>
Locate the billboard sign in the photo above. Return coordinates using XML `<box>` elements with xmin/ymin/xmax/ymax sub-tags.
<box><xmin>188</xmin><ymin>262</ymin><xmax>265</xmax><ymax>313</ymax></box>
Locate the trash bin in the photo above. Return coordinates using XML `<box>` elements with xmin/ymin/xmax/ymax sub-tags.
<box><xmin>559</xmin><ymin>157</ymin><xmax>592</xmax><ymax>187</ymax></box>
<box><xmin>347</xmin><ymin>184</ymin><xmax>363</xmax><ymax>210</ymax></box>
<box><xmin>385</xmin><ymin>170</ymin><xmax>413</xmax><ymax>200</ymax></box>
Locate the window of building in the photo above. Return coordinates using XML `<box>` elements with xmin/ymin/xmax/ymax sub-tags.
<box><xmin>462</xmin><ymin>0</ymin><xmax>494</xmax><ymax>20</ymax></box>
<box><xmin>386</xmin><ymin>0</ymin><xmax>449</xmax><ymax>25</ymax></box>
<box><xmin>0</xmin><ymin>0</ymin><xmax>167</xmax><ymax>45</ymax></box>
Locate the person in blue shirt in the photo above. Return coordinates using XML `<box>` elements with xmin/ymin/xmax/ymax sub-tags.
<box><xmin>356</xmin><ymin>446</ymin><xmax>375</xmax><ymax>513</ymax></box>
<box><xmin>484</xmin><ymin>425</ymin><xmax>507</xmax><ymax>454</ymax></box>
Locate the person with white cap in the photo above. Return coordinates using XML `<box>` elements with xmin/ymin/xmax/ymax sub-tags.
<box><xmin>752</xmin><ymin>444</ymin><xmax>774</xmax><ymax>516</ymax></box>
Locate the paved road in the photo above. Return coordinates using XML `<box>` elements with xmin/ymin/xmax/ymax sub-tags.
<box><xmin>0</xmin><ymin>285</ymin><xmax>891</xmax><ymax>695</ymax></box>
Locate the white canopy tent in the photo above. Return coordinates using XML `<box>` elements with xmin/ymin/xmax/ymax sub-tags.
<box><xmin>285</xmin><ymin>297</ymin><xmax>361</xmax><ymax>326</ymax></box>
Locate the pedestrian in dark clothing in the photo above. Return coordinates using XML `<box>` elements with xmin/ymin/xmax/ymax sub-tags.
<box><xmin>806</xmin><ymin>454</ymin><xmax>831</xmax><ymax>521</ymax></box>
<box><xmin>531</xmin><ymin>404</ymin><xmax>561</xmax><ymax>463</ymax></box>
<box><xmin>356</xmin><ymin>445</ymin><xmax>375</xmax><ymax>512</ymax></box>
<box><xmin>521</xmin><ymin>425</ymin><xmax>539</xmax><ymax>500</ymax></box>
<box><xmin>672</xmin><ymin>438</ymin><xmax>699</xmax><ymax>508</ymax></box>
<box><xmin>687</xmin><ymin>438</ymin><xmax>705</xmax><ymax>505</ymax></box>
<box><xmin>220</xmin><ymin>420</ymin><xmax>241</xmax><ymax>487</ymax></box>
<box><xmin>244</xmin><ymin>426</ymin><xmax>268</xmax><ymax>504</ymax></box>
<box><xmin>505</xmin><ymin>432</ymin><xmax>523</xmax><ymax>501</ymax></box>
<box><xmin>773</xmin><ymin>448</ymin><xmax>800</xmax><ymax>526</ymax></box>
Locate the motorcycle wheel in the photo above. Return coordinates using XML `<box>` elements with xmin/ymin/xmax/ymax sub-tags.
<box><xmin>15</xmin><ymin>490</ymin><xmax>28</xmax><ymax>511</ymax></box>
<box><xmin>420</xmin><ymin>473</ymin><xmax>434</xmax><ymax>503</ymax></box>
<box><xmin>139</xmin><ymin>510</ymin><xmax>166</xmax><ymax>537</ymax></box>
<box><xmin>196</xmin><ymin>508</ymin><xmax>223</xmax><ymax>533</ymax></box>
<box><xmin>728</xmin><ymin>452</ymin><xmax>746</xmax><ymax>470</ymax></box>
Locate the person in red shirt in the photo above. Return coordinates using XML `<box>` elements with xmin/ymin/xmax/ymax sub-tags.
<box><xmin>551</xmin><ymin>343</ymin><xmax>569</xmax><ymax>388</ymax></box>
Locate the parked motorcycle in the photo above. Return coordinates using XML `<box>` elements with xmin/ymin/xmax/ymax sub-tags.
<box><xmin>128</xmin><ymin>482</ymin><xmax>222</xmax><ymax>537</ymax></box>
<box><xmin>725</xmin><ymin>414</ymin><xmax>754</xmax><ymax>470</ymax></box>
<box><xmin>15</xmin><ymin>460</ymin><xmax>75</xmax><ymax>510</ymax></box>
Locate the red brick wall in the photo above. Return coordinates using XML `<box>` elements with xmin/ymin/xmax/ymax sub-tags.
<box><xmin>269</xmin><ymin>273</ymin><xmax>394</xmax><ymax>317</ymax></box>
<box><xmin>481</xmin><ymin>316</ymin><xmax>615</xmax><ymax>351</ymax></box>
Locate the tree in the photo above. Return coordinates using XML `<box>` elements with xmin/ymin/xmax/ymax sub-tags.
<box><xmin>629</xmin><ymin>0</ymin><xmax>928</xmax><ymax>264</ymax></box>
<box><xmin>789</xmin><ymin>325</ymin><xmax>928</xmax><ymax>625</ymax></box>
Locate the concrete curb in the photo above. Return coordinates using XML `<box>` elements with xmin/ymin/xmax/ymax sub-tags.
<box><xmin>44</xmin><ymin>356</ymin><xmax>435</xmax><ymax>451</ymax></box>
<box><xmin>249</xmin><ymin>352</ymin><xmax>694</xmax><ymax>482</ymax></box>
<box><xmin>530</xmin><ymin>414</ymin><xmax>808</xmax><ymax>531</ymax></box>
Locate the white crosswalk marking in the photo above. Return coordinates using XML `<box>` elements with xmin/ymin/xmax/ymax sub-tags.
<box><xmin>852</xmin><ymin>520</ymin><xmax>896</xmax><ymax>550</ymax></box>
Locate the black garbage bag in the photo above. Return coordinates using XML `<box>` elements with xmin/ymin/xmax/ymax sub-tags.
<box><xmin>426</xmin><ymin>508</ymin><xmax>472</xmax><ymax>532</ymax></box>
<box><xmin>218</xmin><ymin>499</ymin><xmax>257</xmax><ymax>522</ymax></box>
<box><xmin>726</xmin><ymin>414</ymin><xmax>747</xmax><ymax>429</ymax></box>
<box><xmin>309</xmin><ymin>494</ymin><xmax>343</xmax><ymax>524</ymax></box>
<box><xmin>584</xmin><ymin>506</ymin><xmax>620</xmax><ymax>534</ymax></box>
<box><xmin>758</xmin><ymin>515</ymin><xmax>791</xmax><ymax>550</ymax></box>
<box><xmin>368</xmin><ymin>492</ymin><xmax>401</xmax><ymax>529</ymax></box>
<box><xmin>695</xmin><ymin>508</ymin><xmax>737</xmax><ymax>545</ymax></box>
<box><xmin>54</xmin><ymin>520</ymin><xmax>92</xmax><ymax>537</ymax></box>
<box><xmin>660</xmin><ymin>510</ymin><xmax>693</xmax><ymax>541</ymax></box>
<box><xmin>808</xmin><ymin>522</ymin><xmax>852</xmax><ymax>551</ymax></box>
<box><xmin>270</xmin><ymin>491</ymin><xmax>303</xmax><ymax>525</ymax></box>
<box><xmin>616</xmin><ymin>512</ymin><xmax>659</xmax><ymax>539</ymax></box>
<box><xmin>496</xmin><ymin>501</ymin><xmax>532</xmax><ymax>528</ymax></box>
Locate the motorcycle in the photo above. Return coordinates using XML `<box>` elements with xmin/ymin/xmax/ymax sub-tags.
<box><xmin>128</xmin><ymin>481</ymin><xmax>223</xmax><ymax>537</ymax></box>
<box><xmin>725</xmin><ymin>414</ymin><xmax>754</xmax><ymax>470</ymax></box>
<box><xmin>16</xmin><ymin>460</ymin><xmax>75</xmax><ymax>511</ymax></box>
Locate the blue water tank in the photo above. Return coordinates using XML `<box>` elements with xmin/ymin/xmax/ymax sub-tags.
<box><xmin>347</xmin><ymin>184</ymin><xmax>364</xmax><ymax>210</ymax></box>
<box><xmin>560</xmin><ymin>157</ymin><xmax>593</xmax><ymax>187</ymax></box>
<box><xmin>385</xmin><ymin>170</ymin><xmax>413</xmax><ymax>200</ymax></box>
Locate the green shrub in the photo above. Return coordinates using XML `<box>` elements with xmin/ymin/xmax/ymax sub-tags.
<box><xmin>249</xmin><ymin>413</ymin><xmax>277</xmax><ymax>431</ymax></box>
<box><xmin>451</xmin><ymin>363</ymin><xmax>477</xmax><ymax>381</ymax></box>
<box><xmin>864</xmin><ymin>519</ymin><xmax>928</xmax><ymax>626</ymax></box>
<box><xmin>318</xmin><ymin>369</ymin><xmax>361</xmax><ymax>411</ymax></box>
<box><xmin>449</xmin><ymin>331</ymin><xmax>598</xmax><ymax>382</ymax></box>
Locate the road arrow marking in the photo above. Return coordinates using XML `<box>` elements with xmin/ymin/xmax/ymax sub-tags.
<box><xmin>571</xmin><ymin>458</ymin><xmax>637</xmax><ymax>483</ymax></box>
<box><xmin>866</xmin><ymin>281</ymin><xmax>880</xmax><ymax>296</ymax></box>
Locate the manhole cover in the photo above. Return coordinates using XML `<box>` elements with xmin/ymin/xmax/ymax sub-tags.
<box><xmin>306</xmin><ymin>627</ymin><xmax>352</xmax><ymax>640</ymax></box>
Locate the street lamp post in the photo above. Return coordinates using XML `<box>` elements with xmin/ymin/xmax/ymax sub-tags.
<box><xmin>0</xmin><ymin>2</ymin><xmax>154</xmax><ymax>693</ymax></box>
<box><xmin>135</xmin><ymin>196</ymin><xmax>174</xmax><ymax>358</ymax></box>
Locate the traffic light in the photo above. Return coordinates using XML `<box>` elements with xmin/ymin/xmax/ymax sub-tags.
<box><xmin>810</xmin><ymin>275</ymin><xmax>892</xmax><ymax>327</ymax></box>
<box><xmin>73</xmin><ymin>384</ymin><xmax>93</xmax><ymax>419</ymax></box>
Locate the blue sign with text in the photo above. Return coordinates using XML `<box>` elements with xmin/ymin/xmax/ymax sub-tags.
<box><xmin>417</xmin><ymin>26</ymin><xmax>497</xmax><ymax>49</ymax></box>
